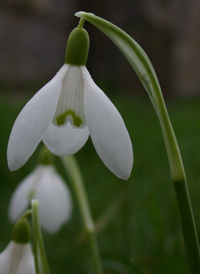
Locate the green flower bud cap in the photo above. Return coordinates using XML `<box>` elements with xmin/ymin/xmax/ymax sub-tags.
<box><xmin>65</xmin><ymin>25</ymin><xmax>90</xmax><ymax>66</ymax></box>
<box><xmin>12</xmin><ymin>219</ymin><xmax>31</xmax><ymax>244</ymax></box>
<box><xmin>39</xmin><ymin>146</ymin><xmax>54</xmax><ymax>166</ymax></box>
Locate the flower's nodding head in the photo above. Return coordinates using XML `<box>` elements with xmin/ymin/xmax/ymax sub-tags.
<box><xmin>7</xmin><ymin>16</ymin><xmax>133</xmax><ymax>179</ymax></box>
<box><xmin>65</xmin><ymin>27</ymin><xmax>90</xmax><ymax>66</ymax></box>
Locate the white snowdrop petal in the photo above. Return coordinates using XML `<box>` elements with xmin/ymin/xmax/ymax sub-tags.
<box><xmin>43</xmin><ymin>123</ymin><xmax>89</xmax><ymax>156</ymax></box>
<box><xmin>0</xmin><ymin>242</ymin><xmax>13</xmax><ymax>274</ymax></box>
<box><xmin>53</xmin><ymin>66</ymin><xmax>86</xmax><ymax>128</ymax></box>
<box><xmin>0</xmin><ymin>242</ymin><xmax>35</xmax><ymax>274</ymax></box>
<box><xmin>8</xmin><ymin>168</ymin><xmax>39</xmax><ymax>222</ymax></box>
<box><xmin>7</xmin><ymin>65</ymin><xmax>69</xmax><ymax>171</ymax></box>
<box><xmin>17</xmin><ymin>244</ymin><xmax>35</xmax><ymax>274</ymax></box>
<box><xmin>82</xmin><ymin>67</ymin><xmax>133</xmax><ymax>180</ymax></box>
<box><xmin>35</xmin><ymin>166</ymin><xmax>72</xmax><ymax>233</ymax></box>
<box><xmin>10</xmin><ymin>244</ymin><xmax>24</xmax><ymax>274</ymax></box>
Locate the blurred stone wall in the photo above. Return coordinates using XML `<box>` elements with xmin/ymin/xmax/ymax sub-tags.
<box><xmin>1</xmin><ymin>0</ymin><xmax>200</xmax><ymax>97</ymax></box>
<box><xmin>0</xmin><ymin>0</ymin><xmax>75</xmax><ymax>84</ymax></box>
<box><xmin>143</xmin><ymin>0</ymin><xmax>200</xmax><ymax>96</ymax></box>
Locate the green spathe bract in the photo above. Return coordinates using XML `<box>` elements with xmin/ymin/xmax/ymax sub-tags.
<box><xmin>65</xmin><ymin>27</ymin><xmax>90</xmax><ymax>66</ymax></box>
<box><xmin>12</xmin><ymin>219</ymin><xmax>31</xmax><ymax>244</ymax></box>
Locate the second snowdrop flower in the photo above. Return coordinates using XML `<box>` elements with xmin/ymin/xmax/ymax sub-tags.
<box><xmin>9</xmin><ymin>151</ymin><xmax>72</xmax><ymax>234</ymax></box>
<box><xmin>7</xmin><ymin>19</ymin><xmax>133</xmax><ymax>179</ymax></box>
<box><xmin>0</xmin><ymin>219</ymin><xmax>35</xmax><ymax>274</ymax></box>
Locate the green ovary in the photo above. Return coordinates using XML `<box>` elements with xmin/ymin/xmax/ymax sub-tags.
<box><xmin>56</xmin><ymin>109</ymin><xmax>83</xmax><ymax>127</ymax></box>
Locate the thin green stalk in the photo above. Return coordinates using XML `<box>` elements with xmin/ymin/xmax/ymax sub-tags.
<box><xmin>32</xmin><ymin>200</ymin><xmax>51</xmax><ymax>274</ymax></box>
<box><xmin>75</xmin><ymin>12</ymin><xmax>200</xmax><ymax>273</ymax></box>
<box><xmin>62</xmin><ymin>155</ymin><xmax>104</xmax><ymax>274</ymax></box>
<box><xmin>174</xmin><ymin>180</ymin><xmax>200</xmax><ymax>273</ymax></box>
<box><xmin>88</xmin><ymin>233</ymin><xmax>103</xmax><ymax>274</ymax></box>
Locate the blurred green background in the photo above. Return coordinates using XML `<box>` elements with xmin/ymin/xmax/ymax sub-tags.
<box><xmin>1</xmin><ymin>91</ymin><xmax>200</xmax><ymax>273</ymax></box>
<box><xmin>1</xmin><ymin>0</ymin><xmax>200</xmax><ymax>273</ymax></box>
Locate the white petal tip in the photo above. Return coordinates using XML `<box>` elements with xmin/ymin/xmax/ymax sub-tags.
<box><xmin>7</xmin><ymin>156</ymin><xmax>20</xmax><ymax>172</ymax></box>
<box><xmin>42</xmin><ymin>212</ymin><xmax>72</xmax><ymax>234</ymax></box>
<box><xmin>114</xmin><ymin>156</ymin><xmax>133</xmax><ymax>180</ymax></box>
<box><xmin>7</xmin><ymin>147</ymin><xmax>26</xmax><ymax>171</ymax></box>
<box><xmin>7</xmin><ymin>164</ymin><xmax>19</xmax><ymax>172</ymax></box>
<box><xmin>119</xmin><ymin>173</ymin><xmax>132</xmax><ymax>181</ymax></box>
<box><xmin>43</xmin><ymin>223</ymin><xmax>65</xmax><ymax>234</ymax></box>
<box><xmin>121</xmin><ymin>169</ymin><xmax>133</xmax><ymax>180</ymax></box>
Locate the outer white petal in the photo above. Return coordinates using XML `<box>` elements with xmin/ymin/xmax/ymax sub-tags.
<box><xmin>17</xmin><ymin>244</ymin><xmax>35</xmax><ymax>274</ymax></box>
<box><xmin>82</xmin><ymin>67</ymin><xmax>133</xmax><ymax>180</ymax></box>
<box><xmin>43</xmin><ymin>123</ymin><xmax>89</xmax><ymax>156</ymax></box>
<box><xmin>8</xmin><ymin>167</ymin><xmax>40</xmax><ymax>222</ymax></box>
<box><xmin>0</xmin><ymin>242</ymin><xmax>35</xmax><ymax>274</ymax></box>
<box><xmin>0</xmin><ymin>242</ymin><xmax>13</xmax><ymax>274</ymax></box>
<box><xmin>7</xmin><ymin>64</ymin><xmax>69</xmax><ymax>171</ymax></box>
<box><xmin>35</xmin><ymin>166</ymin><xmax>72</xmax><ymax>233</ymax></box>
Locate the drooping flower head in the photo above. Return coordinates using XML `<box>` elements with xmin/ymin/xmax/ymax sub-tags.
<box><xmin>7</xmin><ymin>20</ymin><xmax>133</xmax><ymax>179</ymax></box>
<box><xmin>0</xmin><ymin>219</ymin><xmax>35</xmax><ymax>274</ymax></box>
<box><xmin>9</xmin><ymin>147</ymin><xmax>72</xmax><ymax>234</ymax></box>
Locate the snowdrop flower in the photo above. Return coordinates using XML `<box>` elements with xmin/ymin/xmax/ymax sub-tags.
<box><xmin>7</xmin><ymin>22</ymin><xmax>133</xmax><ymax>179</ymax></box>
<box><xmin>0</xmin><ymin>219</ymin><xmax>35</xmax><ymax>274</ymax></box>
<box><xmin>9</xmin><ymin>159</ymin><xmax>72</xmax><ymax>233</ymax></box>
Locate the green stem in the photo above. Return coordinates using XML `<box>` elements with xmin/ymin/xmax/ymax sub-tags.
<box><xmin>88</xmin><ymin>233</ymin><xmax>103</xmax><ymax>274</ymax></box>
<box><xmin>32</xmin><ymin>200</ymin><xmax>51</xmax><ymax>274</ymax></box>
<box><xmin>75</xmin><ymin>12</ymin><xmax>200</xmax><ymax>272</ymax></box>
<box><xmin>62</xmin><ymin>156</ymin><xmax>103</xmax><ymax>274</ymax></box>
<box><xmin>174</xmin><ymin>180</ymin><xmax>200</xmax><ymax>273</ymax></box>
<box><xmin>157</xmin><ymin>91</ymin><xmax>200</xmax><ymax>274</ymax></box>
<box><xmin>142</xmin><ymin>52</ymin><xmax>200</xmax><ymax>273</ymax></box>
<box><xmin>152</xmin><ymin>78</ymin><xmax>200</xmax><ymax>272</ymax></box>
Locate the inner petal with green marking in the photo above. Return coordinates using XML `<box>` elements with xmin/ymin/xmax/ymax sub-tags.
<box><xmin>56</xmin><ymin>109</ymin><xmax>83</xmax><ymax>127</ymax></box>
<box><xmin>52</xmin><ymin>65</ymin><xmax>86</xmax><ymax>128</ymax></box>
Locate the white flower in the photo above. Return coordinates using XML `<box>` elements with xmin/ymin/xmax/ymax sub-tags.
<box><xmin>7</xmin><ymin>64</ymin><xmax>133</xmax><ymax>179</ymax></box>
<box><xmin>9</xmin><ymin>165</ymin><xmax>72</xmax><ymax>233</ymax></box>
<box><xmin>0</xmin><ymin>241</ymin><xmax>35</xmax><ymax>274</ymax></box>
